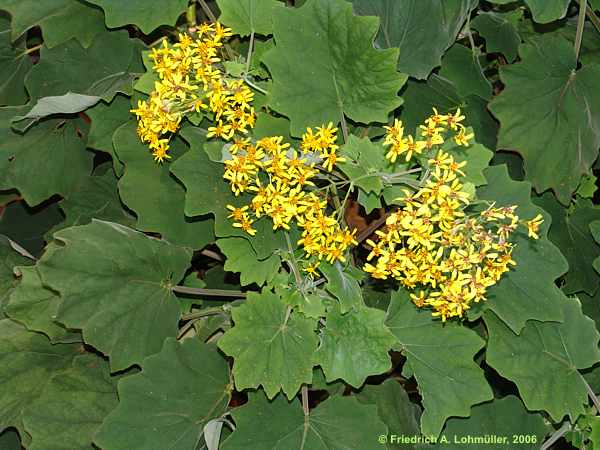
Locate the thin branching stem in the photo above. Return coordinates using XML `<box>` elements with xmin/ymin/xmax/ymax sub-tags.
<box><xmin>575</xmin><ymin>0</ymin><xmax>588</xmax><ymax>61</ymax></box>
<box><xmin>172</xmin><ymin>285</ymin><xmax>247</xmax><ymax>297</ymax></box>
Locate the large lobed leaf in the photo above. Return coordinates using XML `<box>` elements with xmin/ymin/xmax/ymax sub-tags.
<box><xmin>37</xmin><ymin>220</ymin><xmax>192</xmax><ymax>371</ymax></box>
<box><xmin>263</xmin><ymin>0</ymin><xmax>406</xmax><ymax>136</ymax></box>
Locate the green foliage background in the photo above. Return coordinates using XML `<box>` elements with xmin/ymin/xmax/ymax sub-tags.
<box><xmin>0</xmin><ymin>0</ymin><xmax>599</xmax><ymax>449</ymax></box>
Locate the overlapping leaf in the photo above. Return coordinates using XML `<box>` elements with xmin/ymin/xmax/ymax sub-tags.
<box><xmin>217</xmin><ymin>237</ymin><xmax>280</xmax><ymax>286</ymax></box>
<box><xmin>263</xmin><ymin>0</ymin><xmax>406</xmax><ymax>136</ymax></box>
<box><xmin>474</xmin><ymin>165</ymin><xmax>568</xmax><ymax>332</ymax></box>
<box><xmin>489</xmin><ymin>35</ymin><xmax>600</xmax><ymax>203</ymax></box>
<box><xmin>222</xmin><ymin>392</ymin><xmax>386</xmax><ymax>450</ymax></box>
<box><xmin>23</xmin><ymin>354</ymin><xmax>118</xmax><ymax>450</ymax></box>
<box><xmin>95</xmin><ymin>338</ymin><xmax>230</xmax><ymax>450</ymax></box>
<box><xmin>114</xmin><ymin>123</ymin><xmax>214</xmax><ymax>249</ymax></box>
<box><xmin>0</xmin><ymin>17</ymin><xmax>32</xmax><ymax>106</ymax></box>
<box><xmin>385</xmin><ymin>290</ymin><xmax>493</xmax><ymax>436</ymax></box>
<box><xmin>315</xmin><ymin>305</ymin><xmax>395</xmax><ymax>387</ymax></box>
<box><xmin>488</xmin><ymin>0</ymin><xmax>569</xmax><ymax>24</ymax></box>
<box><xmin>86</xmin><ymin>0</ymin><xmax>188</xmax><ymax>34</ymax></box>
<box><xmin>319</xmin><ymin>261</ymin><xmax>364</xmax><ymax>313</ymax></box>
<box><xmin>472</xmin><ymin>10</ymin><xmax>522</xmax><ymax>62</ymax></box>
<box><xmin>485</xmin><ymin>297</ymin><xmax>600</xmax><ymax>421</ymax></box>
<box><xmin>217</xmin><ymin>0</ymin><xmax>281</xmax><ymax>36</ymax></box>
<box><xmin>218</xmin><ymin>289</ymin><xmax>318</xmax><ymax>399</ymax></box>
<box><xmin>37</xmin><ymin>220</ymin><xmax>192</xmax><ymax>371</ymax></box>
<box><xmin>351</xmin><ymin>0</ymin><xmax>475</xmax><ymax>79</ymax></box>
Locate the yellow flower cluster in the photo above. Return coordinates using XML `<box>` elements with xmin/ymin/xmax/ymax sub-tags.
<box><xmin>131</xmin><ymin>24</ymin><xmax>255</xmax><ymax>162</ymax></box>
<box><xmin>364</xmin><ymin>142</ymin><xmax>543</xmax><ymax>321</ymax></box>
<box><xmin>382</xmin><ymin>108</ymin><xmax>474</xmax><ymax>163</ymax></box>
<box><xmin>223</xmin><ymin>124</ymin><xmax>357</xmax><ymax>270</ymax></box>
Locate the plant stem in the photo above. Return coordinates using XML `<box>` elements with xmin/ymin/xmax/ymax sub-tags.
<box><xmin>17</xmin><ymin>43</ymin><xmax>43</xmax><ymax>58</ymax></box>
<box><xmin>583</xmin><ymin>376</ymin><xmax>600</xmax><ymax>413</ymax></box>
<box><xmin>340</xmin><ymin>115</ymin><xmax>349</xmax><ymax>143</ymax></box>
<box><xmin>284</xmin><ymin>232</ymin><xmax>303</xmax><ymax>286</ymax></box>
<box><xmin>575</xmin><ymin>0</ymin><xmax>588</xmax><ymax>61</ymax></box>
<box><xmin>200</xmin><ymin>248</ymin><xmax>224</xmax><ymax>262</ymax></box>
<box><xmin>171</xmin><ymin>285</ymin><xmax>247</xmax><ymax>297</ymax></box>
<box><xmin>245</xmin><ymin>31</ymin><xmax>255</xmax><ymax>75</ymax></box>
<box><xmin>301</xmin><ymin>385</ymin><xmax>309</xmax><ymax>416</ymax></box>
<box><xmin>585</xmin><ymin>6</ymin><xmax>600</xmax><ymax>34</ymax></box>
<box><xmin>540</xmin><ymin>422</ymin><xmax>571</xmax><ymax>450</ymax></box>
<box><xmin>197</xmin><ymin>0</ymin><xmax>235</xmax><ymax>59</ymax></box>
<box><xmin>181</xmin><ymin>306</ymin><xmax>229</xmax><ymax>321</ymax></box>
<box><xmin>186</xmin><ymin>1</ymin><xmax>197</xmax><ymax>25</ymax></box>
<box><xmin>243</xmin><ymin>76</ymin><xmax>267</xmax><ymax>95</ymax></box>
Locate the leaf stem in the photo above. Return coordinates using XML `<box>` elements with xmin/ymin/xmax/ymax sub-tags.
<box><xmin>340</xmin><ymin>115</ymin><xmax>349</xmax><ymax>143</ymax></box>
<box><xmin>540</xmin><ymin>422</ymin><xmax>571</xmax><ymax>450</ymax></box>
<box><xmin>243</xmin><ymin>76</ymin><xmax>268</xmax><ymax>95</ymax></box>
<box><xmin>171</xmin><ymin>285</ymin><xmax>247</xmax><ymax>297</ymax></box>
<box><xmin>284</xmin><ymin>232</ymin><xmax>303</xmax><ymax>286</ymax></box>
<box><xmin>301</xmin><ymin>385</ymin><xmax>309</xmax><ymax>416</ymax></box>
<box><xmin>17</xmin><ymin>43</ymin><xmax>43</xmax><ymax>58</ymax></box>
<box><xmin>583</xmin><ymin>375</ymin><xmax>600</xmax><ymax>413</ymax></box>
<box><xmin>575</xmin><ymin>0</ymin><xmax>588</xmax><ymax>61</ymax></box>
<box><xmin>245</xmin><ymin>31</ymin><xmax>255</xmax><ymax>75</ymax></box>
<box><xmin>197</xmin><ymin>0</ymin><xmax>235</xmax><ymax>60</ymax></box>
<box><xmin>181</xmin><ymin>305</ymin><xmax>230</xmax><ymax>321</ymax></box>
<box><xmin>585</xmin><ymin>6</ymin><xmax>600</xmax><ymax>34</ymax></box>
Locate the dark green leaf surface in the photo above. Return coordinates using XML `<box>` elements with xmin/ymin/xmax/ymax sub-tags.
<box><xmin>0</xmin><ymin>17</ymin><xmax>32</xmax><ymax>105</ymax></box>
<box><xmin>218</xmin><ymin>289</ymin><xmax>318</xmax><ymax>399</ymax></box>
<box><xmin>38</xmin><ymin>220</ymin><xmax>192</xmax><ymax>371</ymax></box>
<box><xmin>488</xmin><ymin>0</ymin><xmax>569</xmax><ymax>24</ymax></box>
<box><xmin>217</xmin><ymin>0</ymin><xmax>282</xmax><ymax>36</ymax></box>
<box><xmin>485</xmin><ymin>297</ymin><xmax>600</xmax><ymax>422</ymax></box>
<box><xmin>319</xmin><ymin>261</ymin><xmax>364</xmax><ymax>313</ymax></box>
<box><xmin>386</xmin><ymin>290</ymin><xmax>493</xmax><ymax>436</ymax></box>
<box><xmin>95</xmin><ymin>338</ymin><xmax>230</xmax><ymax>450</ymax></box>
<box><xmin>217</xmin><ymin>237</ymin><xmax>280</xmax><ymax>286</ymax></box>
<box><xmin>263</xmin><ymin>0</ymin><xmax>406</xmax><ymax>136</ymax></box>
<box><xmin>472</xmin><ymin>10</ymin><xmax>522</xmax><ymax>62</ymax></box>
<box><xmin>489</xmin><ymin>35</ymin><xmax>600</xmax><ymax>203</ymax></box>
<box><xmin>222</xmin><ymin>392</ymin><xmax>387</xmax><ymax>450</ymax></box>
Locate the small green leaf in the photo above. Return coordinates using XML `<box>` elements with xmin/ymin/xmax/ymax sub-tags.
<box><xmin>488</xmin><ymin>0</ymin><xmax>569</xmax><ymax>24</ymax></box>
<box><xmin>315</xmin><ymin>305</ymin><xmax>396</xmax><ymax>387</ymax></box>
<box><xmin>0</xmin><ymin>17</ymin><xmax>32</xmax><ymax>105</ymax></box>
<box><xmin>218</xmin><ymin>289</ymin><xmax>318</xmax><ymax>399</ymax></box>
<box><xmin>86</xmin><ymin>0</ymin><xmax>188</xmax><ymax>34</ymax></box>
<box><xmin>217</xmin><ymin>0</ymin><xmax>282</xmax><ymax>36</ymax></box>
<box><xmin>489</xmin><ymin>35</ymin><xmax>600</xmax><ymax>203</ymax></box>
<box><xmin>338</xmin><ymin>135</ymin><xmax>387</xmax><ymax>195</ymax></box>
<box><xmin>474</xmin><ymin>165</ymin><xmax>567</xmax><ymax>332</ymax></box>
<box><xmin>222</xmin><ymin>391</ymin><xmax>387</xmax><ymax>450</ymax></box>
<box><xmin>472</xmin><ymin>10</ymin><xmax>522</xmax><ymax>62</ymax></box>
<box><xmin>5</xmin><ymin>264</ymin><xmax>80</xmax><ymax>343</ymax></box>
<box><xmin>95</xmin><ymin>338</ymin><xmax>230</xmax><ymax>450</ymax></box>
<box><xmin>485</xmin><ymin>297</ymin><xmax>600</xmax><ymax>422</ymax></box>
<box><xmin>319</xmin><ymin>261</ymin><xmax>364</xmax><ymax>313</ymax></box>
<box><xmin>576</xmin><ymin>174</ymin><xmax>598</xmax><ymax>199</ymax></box>
<box><xmin>217</xmin><ymin>237</ymin><xmax>280</xmax><ymax>286</ymax></box>
<box><xmin>38</xmin><ymin>220</ymin><xmax>192</xmax><ymax>371</ymax></box>
<box><xmin>352</xmin><ymin>0</ymin><xmax>475</xmax><ymax>79</ymax></box>
<box><xmin>114</xmin><ymin>123</ymin><xmax>214</xmax><ymax>249</ymax></box>
<box><xmin>263</xmin><ymin>0</ymin><xmax>406</xmax><ymax>136</ymax></box>
<box><xmin>23</xmin><ymin>354</ymin><xmax>118</xmax><ymax>450</ymax></box>
<box><xmin>15</xmin><ymin>93</ymin><xmax>100</xmax><ymax>122</ymax></box>
<box><xmin>0</xmin><ymin>319</ymin><xmax>78</xmax><ymax>436</ymax></box>
<box><xmin>386</xmin><ymin>290</ymin><xmax>493</xmax><ymax>436</ymax></box>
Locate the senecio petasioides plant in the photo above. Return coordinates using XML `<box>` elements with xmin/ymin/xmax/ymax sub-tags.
<box><xmin>0</xmin><ymin>1</ymin><xmax>600</xmax><ymax>449</ymax></box>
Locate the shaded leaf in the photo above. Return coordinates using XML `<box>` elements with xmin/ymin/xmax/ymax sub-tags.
<box><xmin>315</xmin><ymin>305</ymin><xmax>395</xmax><ymax>387</ymax></box>
<box><xmin>0</xmin><ymin>17</ymin><xmax>32</xmax><ymax>105</ymax></box>
<box><xmin>352</xmin><ymin>0</ymin><xmax>475</xmax><ymax>79</ymax></box>
<box><xmin>222</xmin><ymin>391</ymin><xmax>386</xmax><ymax>450</ymax></box>
<box><xmin>438</xmin><ymin>44</ymin><xmax>492</xmax><ymax>100</ymax></box>
<box><xmin>489</xmin><ymin>35</ymin><xmax>600</xmax><ymax>203</ymax></box>
<box><xmin>37</xmin><ymin>220</ymin><xmax>192</xmax><ymax>371</ymax></box>
<box><xmin>0</xmin><ymin>235</ymin><xmax>33</xmax><ymax>315</ymax></box>
<box><xmin>23</xmin><ymin>354</ymin><xmax>118</xmax><ymax>450</ymax></box>
<box><xmin>484</xmin><ymin>297</ymin><xmax>600</xmax><ymax>422</ymax></box>
<box><xmin>95</xmin><ymin>338</ymin><xmax>230</xmax><ymax>450</ymax></box>
<box><xmin>319</xmin><ymin>261</ymin><xmax>364</xmax><ymax>313</ymax></box>
<box><xmin>217</xmin><ymin>237</ymin><xmax>280</xmax><ymax>286</ymax></box>
<box><xmin>217</xmin><ymin>0</ymin><xmax>282</xmax><ymax>36</ymax></box>
<box><xmin>87</xmin><ymin>96</ymin><xmax>131</xmax><ymax>155</ymax></box>
<box><xmin>472</xmin><ymin>10</ymin><xmax>522</xmax><ymax>62</ymax></box>
<box><xmin>385</xmin><ymin>289</ymin><xmax>493</xmax><ymax>436</ymax></box>
<box><xmin>263</xmin><ymin>0</ymin><xmax>406</xmax><ymax>136</ymax></box>
<box><xmin>488</xmin><ymin>0</ymin><xmax>569</xmax><ymax>24</ymax></box>
<box><xmin>14</xmin><ymin>93</ymin><xmax>100</xmax><ymax>122</ymax></box>
<box><xmin>218</xmin><ymin>289</ymin><xmax>318</xmax><ymax>399</ymax></box>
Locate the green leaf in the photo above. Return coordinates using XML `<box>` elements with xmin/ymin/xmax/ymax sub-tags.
<box><xmin>0</xmin><ymin>118</ymin><xmax>93</xmax><ymax>207</ymax></box>
<box><xmin>49</xmin><ymin>169</ymin><xmax>135</xmax><ymax>235</ymax></box>
<box><xmin>217</xmin><ymin>0</ymin><xmax>282</xmax><ymax>36</ymax></box>
<box><xmin>319</xmin><ymin>261</ymin><xmax>364</xmax><ymax>313</ymax></box>
<box><xmin>534</xmin><ymin>195</ymin><xmax>600</xmax><ymax>296</ymax></box>
<box><xmin>15</xmin><ymin>93</ymin><xmax>100</xmax><ymax>122</ymax></box>
<box><xmin>471</xmin><ymin>10</ymin><xmax>522</xmax><ymax>62</ymax></box>
<box><xmin>279</xmin><ymin>286</ymin><xmax>328</xmax><ymax>319</ymax></box>
<box><xmin>426</xmin><ymin>396</ymin><xmax>548</xmax><ymax>449</ymax></box>
<box><xmin>0</xmin><ymin>430</ymin><xmax>21</xmax><ymax>450</ymax></box>
<box><xmin>1</xmin><ymin>0</ymin><xmax>105</xmax><ymax>46</ymax></box>
<box><xmin>114</xmin><ymin>123</ymin><xmax>214</xmax><ymax>249</ymax></box>
<box><xmin>315</xmin><ymin>305</ymin><xmax>395</xmax><ymax>387</ymax></box>
<box><xmin>86</xmin><ymin>0</ymin><xmax>187</xmax><ymax>34</ymax></box>
<box><xmin>222</xmin><ymin>391</ymin><xmax>387</xmax><ymax>450</ymax></box>
<box><xmin>385</xmin><ymin>290</ymin><xmax>493</xmax><ymax>436</ymax></box>
<box><xmin>217</xmin><ymin>237</ymin><xmax>280</xmax><ymax>286</ymax></box>
<box><xmin>592</xmin><ymin>221</ymin><xmax>600</xmax><ymax>274</ymax></box>
<box><xmin>0</xmin><ymin>319</ymin><xmax>78</xmax><ymax>436</ymax></box>
<box><xmin>356</xmin><ymin>380</ymin><xmax>421</xmax><ymax>450</ymax></box>
<box><xmin>0</xmin><ymin>17</ymin><xmax>32</xmax><ymax>105</ymax></box>
<box><xmin>488</xmin><ymin>0</ymin><xmax>569</xmax><ymax>24</ymax></box>
<box><xmin>338</xmin><ymin>135</ymin><xmax>387</xmax><ymax>195</ymax></box>
<box><xmin>218</xmin><ymin>289</ymin><xmax>318</xmax><ymax>399</ymax></box>
<box><xmin>0</xmin><ymin>236</ymin><xmax>32</xmax><ymax>315</ymax></box>
<box><xmin>489</xmin><ymin>35</ymin><xmax>600</xmax><ymax>203</ymax></box>
<box><xmin>5</xmin><ymin>264</ymin><xmax>79</xmax><ymax>343</ymax></box>
<box><xmin>95</xmin><ymin>338</ymin><xmax>230</xmax><ymax>450</ymax></box>
<box><xmin>485</xmin><ymin>297</ymin><xmax>600</xmax><ymax>422</ymax></box>
<box><xmin>37</xmin><ymin>220</ymin><xmax>192</xmax><ymax>371</ymax></box>
<box><xmin>262</xmin><ymin>0</ymin><xmax>406</xmax><ymax>136</ymax></box>
<box><xmin>25</xmin><ymin>31</ymin><xmax>143</xmax><ymax>103</ymax></box>
<box><xmin>438</xmin><ymin>44</ymin><xmax>492</xmax><ymax>100</ymax></box>
<box><xmin>23</xmin><ymin>354</ymin><xmax>118</xmax><ymax>450</ymax></box>
<box><xmin>351</xmin><ymin>0</ymin><xmax>475</xmax><ymax>79</ymax></box>
<box><xmin>474</xmin><ymin>165</ymin><xmax>568</xmax><ymax>332</ymax></box>
<box><xmin>577</xmin><ymin>174</ymin><xmax>598</xmax><ymax>199</ymax></box>
<box><xmin>87</xmin><ymin>96</ymin><xmax>131</xmax><ymax>155</ymax></box>
<box><xmin>443</xmin><ymin>140</ymin><xmax>493</xmax><ymax>187</ymax></box>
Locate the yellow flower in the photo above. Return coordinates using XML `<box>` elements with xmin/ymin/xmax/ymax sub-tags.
<box><xmin>526</xmin><ymin>214</ymin><xmax>544</xmax><ymax>239</ymax></box>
